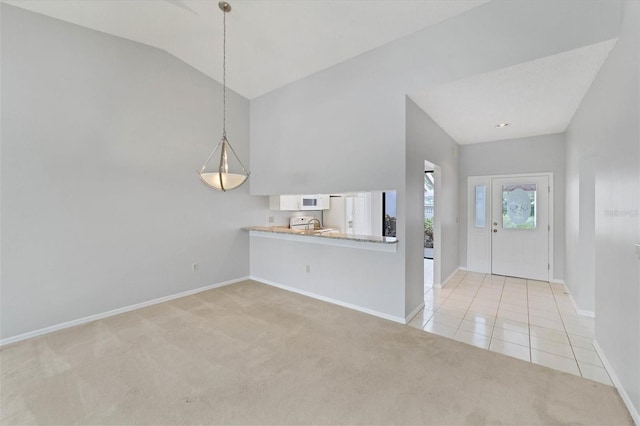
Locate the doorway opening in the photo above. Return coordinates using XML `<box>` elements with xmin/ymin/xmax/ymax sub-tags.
<box><xmin>424</xmin><ymin>161</ymin><xmax>440</xmax><ymax>288</ymax></box>
<box><xmin>424</xmin><ymin>171</ymin><xmax>434</xmax><ymax>260</ymax></box>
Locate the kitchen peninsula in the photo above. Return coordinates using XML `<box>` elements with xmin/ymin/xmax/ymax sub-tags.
<box><xmin>246</xmin><ymin>190</ymin><xmax>407</xmax><ymax>324</ymax></box>
<box><xmin>243</xmin><ymin>225</ymin><xmax>398</xmax><ymax>252</ymax></box>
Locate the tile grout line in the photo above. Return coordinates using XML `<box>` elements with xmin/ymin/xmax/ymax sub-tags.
<box><xmin>526</xmin><ymin>282</ymin><xmax>581</xmax><ymax>363</ymax></box>
<box><xmin>488</xmin><ymin>275</ymin><xmax>506</xmax><ymax>350</ymax></box>
<box><xmin>422</xmin><ymin>271</ymin><xmax>464</xmax><ymax>332</ymax></box>
<box><xmin>422</xmin><ymin>282</ymin><xmax>435</xmax><ymax>327</ymax></box>
<box><xmin>443</xmin><ymin>272</ymin><xmax>475</xmax><ymax>334</ymax></box>
<box><xmin>453</xmin><ymin>273</ymin><xmax>488</xmax><ymax>344</ymax></box>
<box><xmin>550</xmin><ymin>281</ymin><xmax>585</xmax><ymax>378</ymax></box>
<box><xmin>427</xmin><ymin>271</ymin><xmax>488</xmax><ymax>340</ymax></box>
<box><xmin>526</xmin><ymin>279</ymin><xmax>532</xmax><ymax>362</ymax></box>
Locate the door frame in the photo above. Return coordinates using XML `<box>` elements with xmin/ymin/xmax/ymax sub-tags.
<box><xmin>466</xmin><ymin>172</ymin><xmax>554</xmax><ymax>280</ymax></box>
<box><xmin>433</xmin><ymin>167</ymin><xmax>442</xmax><ymax>286</ymax></box>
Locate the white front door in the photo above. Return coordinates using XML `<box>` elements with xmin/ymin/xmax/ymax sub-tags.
<box><xmin>491</xmin><ymin>175</ymin><xmax>550</xmax><ymax>281</ymax></box>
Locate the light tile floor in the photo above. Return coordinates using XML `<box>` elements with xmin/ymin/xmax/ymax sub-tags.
<box><xmin>409</xmin><ymin>269</ymin><xmax>612</xmax><ymax>386</ymax></box>
<box><xmin>424</xmin><ymin>258</ymin><xmax>434</xmax><ymax>285</ymax></box>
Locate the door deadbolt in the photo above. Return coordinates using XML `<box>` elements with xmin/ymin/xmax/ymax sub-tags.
<box><xmin>493</xmin><ymin>229</ymin><xmax>498</xmax><ymax>233</ymax></box>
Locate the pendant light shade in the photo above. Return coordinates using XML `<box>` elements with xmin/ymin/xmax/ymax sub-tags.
<box><xmin>198</xmin><ymin>1</ymin><xmax>249</xmax><ymax>192</ymax></box>
<box><xmin>199</xmin><ymin>136</ymin><xmax>248</xmax><ymax>190</ymax></box>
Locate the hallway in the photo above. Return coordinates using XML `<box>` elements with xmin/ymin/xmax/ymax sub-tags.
<box><xmin>409</xmin><ymin>270</ymin><xmax>610</xmax><ymax>385</ymax></box>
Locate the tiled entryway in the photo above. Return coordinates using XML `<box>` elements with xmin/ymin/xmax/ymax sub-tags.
<box><xmin>409</xmin><ymin>270</ymin><xmax>612</xmax><ymax>386</ymax></box>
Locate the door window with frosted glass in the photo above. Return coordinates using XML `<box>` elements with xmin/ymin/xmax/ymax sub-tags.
<box><xmin>502</xmin><ymin>184</ymin><xmax>536</xmax><ymax>229</ymax></box>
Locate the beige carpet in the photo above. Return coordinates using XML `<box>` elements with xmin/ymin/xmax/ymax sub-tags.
<box><xmin>0</xmin><ymin>280</ymin><xmax>632</xmax><ymax>425</ymax></box>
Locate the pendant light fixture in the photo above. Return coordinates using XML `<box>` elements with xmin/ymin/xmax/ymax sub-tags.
<box><xmin>198</xmin><ymin>1</ymin><xmax>249</xmax><ymax>191</ymax></box>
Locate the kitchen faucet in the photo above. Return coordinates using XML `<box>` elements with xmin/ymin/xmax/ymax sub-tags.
<box><xmin>307</xmin><ymin>218</ymin><xmax>321</xmax><ymax>230</ymax></box>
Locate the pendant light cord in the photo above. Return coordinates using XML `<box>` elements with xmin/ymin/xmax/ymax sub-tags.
<box><xmin>222</xmin><ymin>6</ymin><xmax>227</xmax><ymax>138</ymax></box>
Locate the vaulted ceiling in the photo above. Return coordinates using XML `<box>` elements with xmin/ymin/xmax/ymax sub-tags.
<box><xmin>3</xmin><ymin>0</ymin><xmax>488</xmax><ymax>99</ymax></box>
<box><xmin>3</xmin><ymin>0</ymin><xmax>620</xmax><ymax>145</ymax></box>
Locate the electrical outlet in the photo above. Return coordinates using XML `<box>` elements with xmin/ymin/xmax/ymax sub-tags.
<box><xmin>192</xmin><ymin>263</ymin><xmax>199</xmax><ymax>272</ymax></box>
<box><xmin>268</xmin><ymin>216</ymin><xmax>274</xmax><ymax>223</ymax></box>
<box><xmin>305</xmin><ymin>265</ymin><xmax>310</xmax><ymax>273</ymax></box>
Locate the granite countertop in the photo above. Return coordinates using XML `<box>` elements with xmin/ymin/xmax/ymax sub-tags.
<box><xmin>243</xmin><ymin>226</ymin><xmax>398</xmax><ymax>244</ymax></box>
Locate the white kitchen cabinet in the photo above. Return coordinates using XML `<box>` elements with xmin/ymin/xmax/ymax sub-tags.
<box><xmin>269</xmin><ymin>194</ymin><xmax>331</xmax><ymax>211</ymax></box>
<box><xmin>318</xmin><ymin>194</ymin><xmax>330</xmax><ymax>210</ymax></box>
<box><xmin>269</xmin><ymin>195</ymin><xmax>300</xmax><ymax>211</ymax></box>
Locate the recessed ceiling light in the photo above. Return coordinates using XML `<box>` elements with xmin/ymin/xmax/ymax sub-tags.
<box><xmin>496</xmin><ymin>123</ymin><xmax>509</xmax><ymax>128</ymax></box>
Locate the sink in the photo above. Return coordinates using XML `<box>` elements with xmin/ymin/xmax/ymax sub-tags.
<box><xmin>312</xmin><ymin>228</ymin><xmax>338</xmax><ymax>234</ymax></box>
<box><xmin>279</xmin><ymin>227</ymin><xmax>338</xmax><ymax>235</ymax></box>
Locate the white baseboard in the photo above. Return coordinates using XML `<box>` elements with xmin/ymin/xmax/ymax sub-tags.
<box><xmin>552</xmin><ymin>279</ymin><xmax>596</xmax><ymax>318</ymax></box>
<box><xmin>574</xmin><ymin>307</ymin><xmax>595</xmax><ymax>318</ymax></box>
<box><xmin>0</xmin><ymin>276</ymin><xmax>249</xmax><ymax>347</ymax></box>
<box><xmin>436</xmin><ymin>267</ymin><xmax>461</xmax><ymax>289</ymax></box>
<box><xmin>593</xmin><ymin>339</ymin><xmax>640</xmax><ymax>425</ymax></box>
<box><xmin>250</xmin><ymin>276</ymin><xmax>406</xmax><ymax>324</ymax></box>
<box><xmin>405</xmin><ymin>301</ymin><xmax>425</xmax><ymax>325</ymax></box>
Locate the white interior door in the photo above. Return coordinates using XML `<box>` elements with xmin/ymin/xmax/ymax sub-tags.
<box><xmin>491</xmin><ymin>175</ymin><xmax>549</xmax><ymax>281</ymax></box>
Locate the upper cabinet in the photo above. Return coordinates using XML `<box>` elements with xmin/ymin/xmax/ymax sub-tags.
<box><xmin>318</xmin><ymin>194</ymin><xmax>330</xmax><ymax>210</ymax></box>
<box><xmin>269</xmin><ymin>194</ymin><xmax>331</xmax><ymax>211</ymax></box>
<box><xmin>269</xmin><ymin>195</ymin><xmax>300</xmax><ymax>211</ymax></box>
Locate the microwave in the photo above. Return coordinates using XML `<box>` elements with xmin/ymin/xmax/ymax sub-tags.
<box><xmin>300</xmin><ymin>195</ymin><xmax>320</xmax><ymax>210</ymax></box>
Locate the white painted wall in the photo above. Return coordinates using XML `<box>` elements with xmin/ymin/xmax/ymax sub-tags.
<box><xmin>0</xmin><ymin>5</ymin><xmax>266</xmax><ymax>340</ymax></box>
<box><xmin>565</xmin><ymin>0</ymin><xmax>639</xmax><ymax>418</ymax></box>
<box><xmin>458</xmin><ymin>134</ymin><xmax>566</xmax><ymax>280</ymax></box>
<box><xmin>565</xmin><ymin>148</ymin><xmax>597</xmax><ymax>313</ymax></box>
<box><xmin>249</xmin><ymin>235</ymin><xmax>405</xmax><ymax>321</ymax></box>
<box><xmin>405</xmin><ymin>98</ymin><xmax>459</xmax><ymax>311</ymax></box>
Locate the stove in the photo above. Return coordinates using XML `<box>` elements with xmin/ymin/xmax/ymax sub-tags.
<box><xmin>289</xmin><ymin>216</ymin><xmax>319</xmax><ymax>230</ymax></box>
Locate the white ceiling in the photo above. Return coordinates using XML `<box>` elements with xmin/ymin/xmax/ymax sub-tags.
<box><xmin>3</xmin><ymin>0</ymin><xmax>620</xmax><ymax>145</ymax></box>
<box><xmin>3</xmin><ymin>0</ymin><xmax>488</xmax><ymax>99</ymax></box>
<box><xmin>409</xmin><ymin>39</ymin><xmax>617</xmax><ymax>144</ymax></box>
